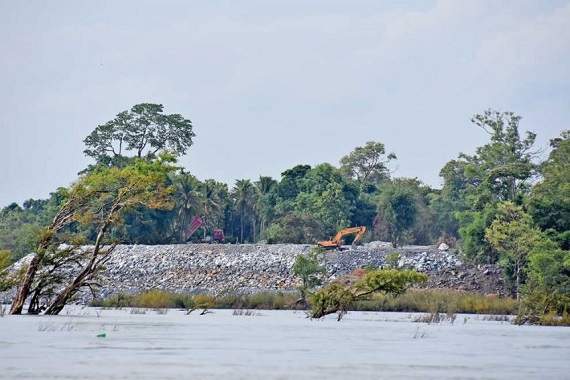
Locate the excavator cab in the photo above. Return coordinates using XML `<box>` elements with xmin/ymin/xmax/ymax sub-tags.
<box><xmin>317</xmin><ymin>226</ymin><xmax>367</xmax><ymax>250</ymax></box>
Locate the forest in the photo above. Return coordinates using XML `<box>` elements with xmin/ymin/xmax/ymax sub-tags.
<box><xmin>1</xmin><ymin>103</ymin><xmax>569</xmax><ymax>321</ymax></box>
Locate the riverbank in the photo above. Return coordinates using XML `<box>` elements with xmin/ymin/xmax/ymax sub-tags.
<box><xmin>90</xmin><ymin>288</ymin><xmax>519</xmax><ymax>315</ymax></box>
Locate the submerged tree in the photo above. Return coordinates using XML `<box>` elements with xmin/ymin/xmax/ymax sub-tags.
<box><xmin>10</xmin><ymin>156</ymin><xmax>175</xmax><ymax>315</ymax></box>
<box><xmin>308</xmin><ymin>269</ymin><xmax>426</xmax><ymax>320</ymax></box>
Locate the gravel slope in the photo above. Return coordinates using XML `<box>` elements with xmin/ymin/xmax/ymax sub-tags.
<box><xmin>1</xmin><ymin>242</ymin><xmax>508</xmax><ymax>303</ymax></box>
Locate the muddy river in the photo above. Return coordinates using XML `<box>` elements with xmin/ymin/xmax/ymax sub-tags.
<box><xmin>0</xmin><ymin>307</ymin><xmax>568</xmax><ymax>379</ymax></box>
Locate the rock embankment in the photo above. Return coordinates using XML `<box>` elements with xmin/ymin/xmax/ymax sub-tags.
<box><xmin>100</xmin><ymin>243</ymin><xmax>311</xmax><ymax>298</ymax></box>
<box><xmin>1</xmin><ymin>242</ymin><xmax>508</xmax><ymax>303</ymax></box>
<box><xmin>423</xmin><ymin>264</ymin><xmax>506</xmax><ymax>295</ymax></box>
<box><xmin>97</xmin><ymin>242</ymin><xmax>470</xmax><ymax>299</ymax></box>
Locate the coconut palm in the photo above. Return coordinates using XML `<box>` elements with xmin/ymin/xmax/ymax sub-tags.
<box><xmin>232</xmin><ymin>179</ymin><xmax>257</xmax><ymax>243</ymax></box>
<box><xmin>255</xmin><ymin>176</ymin><xmax>277</xmax><ymax>238</ymax></box>
<box><xmin>169</xmin><ymin>172</ymin><xmax>204</xmax><ymax>242</ymax></box>
<box><xmin>201</xmin><ymin>179</ymin><xmax>225</xmax><ymax>239</ymax></box>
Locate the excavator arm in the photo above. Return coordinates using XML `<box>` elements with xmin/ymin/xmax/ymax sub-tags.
<box><xmin>352</xmin><ymin>227</ymin><xmax>367</xmax><ymax>245</ymax></box>
<box><xmin>317</xmin><ymin>226</ymin><xmax>367</xmax><ymax>250</ymax></box>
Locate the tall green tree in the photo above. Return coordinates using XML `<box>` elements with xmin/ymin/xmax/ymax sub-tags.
<box><xmin>443</xmin><ymin>110</ymin><xmax>539</xmax><ymax>263</ymax></box>
<box><xmin>518</xmin><ymin>239</ymin><xmax>570</xmax><ymax>324</ymax></box>
<box><xmin>288</xmin><ymin>164</ymin><xmax>358</xmax><ymax>238</ymax></box>
<box><xmin>275</xmin><ymin>165</ymin><xmax>311</xmax><ymax>213</ymax></box>
<box><xmin>255</xmin><ymin>176</ymin><xmax>278</xmax><ymax>237</ymax></box>
<box><xmin>528</xmin><ymin>130</ymin><xmax>570</xmax><ymax>248</ymax></box>
<box><xmin>339</xmin><ymin>141</ymin><xmax>396</xmax><ymax>188</ymax></box>
<box><xmin>169</xmin><ymin>172</ymin><xmax>204</xmax><ymax>242</ymax></box>
<box><xmin>485</xmin><ymin>202</ymin><xmax>541</xmax><ymax>299</ymax></box>
<box><xmin>265</xmin><ymin>212</ymin><xmax>323</xmax><ymax>244</ymax></box>
<box><xmin>465</xmin><ymin>110</ymin><xmax>538</xmax><ymax>206</ymax></box>
<box><xmin>83</xmin><ymin>103</ymin><xmax>195</xmax><ymax>164</ymax></box>
<box><xmin>385</xmin><ymin>178</ymin><xmax>438</xmax><ymax>245</ymax></box>
<box><xmin>314</xmin><ymin>182</ymin><xmax>355</xmax><ymax>236</ymax></box>
<box><xmin>430</xmin><ymin>159</ymin><xmax>473</xmax><ymax>240</ymax></box>
<box><xmin>457</xmin><ymin>206</ymin><xmax>497</xmax><ymax>263</ymax></box>
<box><xmin>375</xmin><ymin>182</ymin><xmax>419</xmax><ymax>247</ymax></box>
<box><xmin>0</xmin><ymin>204</ymin><xmax>38</xmax><ymax>261</ymax></box>
<box><xmin>0</xmin><ymin>190</ymin><xmax>68</xmax><ymax>262</ymax></box>
<box><xmin>232</xmin><ymin>179</ymin><xmax>257</xmax><ymax>243</ymax></box>
<box><xmin>201</xmin><ymin>179</ymin><xmax>225</xmax><ymax>239</ymax></box>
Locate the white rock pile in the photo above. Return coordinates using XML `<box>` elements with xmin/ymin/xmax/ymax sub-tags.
<box><xmin>2</xmin><ymin>242</ymin><xmax>485</xmax><ymax>304</ymax></box>
<box><xmin>94</xmin><ymin>243</ymin><xmax>463</xmax><ymax>299</ymax></box>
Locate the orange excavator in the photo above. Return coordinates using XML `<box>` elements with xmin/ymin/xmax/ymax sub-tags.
<box><xmin>317</xmin><ymin>226</ymin><xmax>367</xmax><ymax>250</ymax></box>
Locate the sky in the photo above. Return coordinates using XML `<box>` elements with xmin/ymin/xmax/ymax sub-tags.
<box><xmin>1</xmin><ymin>0</ymin><xmax>569</xmax><ymax>208</ymax></box>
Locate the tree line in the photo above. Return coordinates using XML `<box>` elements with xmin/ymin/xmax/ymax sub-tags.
<box><xmin>1</xmin><ymin>104</ymin><xmax>569</xmax><ymax>322</ymax></box>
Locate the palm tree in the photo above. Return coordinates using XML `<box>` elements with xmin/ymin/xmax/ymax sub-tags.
<box><xmin>169</xmin><ymin>172</ymin><xmax>204</xmax><ymax>242</ymax></box>
<box><xmin>255</xmin><ymin>176</ymin><xmax>277</xmax><ymax>238</ymax></box>
<box><xmin>201</xmin><ymin>179</ymin><xmax>224</xmax><ymax>239</ymax></box>
<box><xmin>232</xmin><ymin>179</ymin><xmax>257</xmax><ymax>243</ymax></box>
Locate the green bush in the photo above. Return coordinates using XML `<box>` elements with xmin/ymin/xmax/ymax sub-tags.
<box><xmin>0</xmin><ymin>250</ymin><xmax>11</xmax><ymax>270</ymax></box>
<box><xmin>515</xmin><ymin>291</ymin><xmax>570</xmax><ymax>326</ymax></box>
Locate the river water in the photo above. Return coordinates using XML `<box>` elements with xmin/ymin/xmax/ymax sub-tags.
<box><xmin>0</xmin><ymin>307</ymin><xmax>569</xmax><ymax>379</ymax></box>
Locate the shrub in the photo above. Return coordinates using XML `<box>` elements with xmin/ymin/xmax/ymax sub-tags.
<box><xmin>193</xmin><ymin>294</ymin><xmax>215</xmax><ymax>309</ymax></box>
<box><xmin>215</xmin><ymin>292</ymin><xmax>300</xmax><ymax>310</ymax></box>
<box><xmin>0</xmin><ymin>250</ymin><xmax>11</xmax><ymax>270</ymax></box>
<box><xmin>352</xmin><ymin>289</ymin><xmax>518</xmax><ymax>315</ymax></box>
<box><xmin>384</xmin><ymin>252</ymin><xmax>400</xmax><ymax>269</ymax></box>
<box><xmin>133</xmin><ymin>289</ymin><xmax>172</xmax><ymax>308</ymax></box>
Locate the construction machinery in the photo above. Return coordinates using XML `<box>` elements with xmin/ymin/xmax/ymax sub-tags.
<box><xmin>184</xmin><ymin>216</ymin><xmax>224</xmax><ymax>243</ymax></box>
<box><xmin>184</xmin><ymin>216</ymin><xmax>204</xmax><ymax>241</ymax></box>
<box><xmin>317</xmin><ymin>226</ymin><xmax>367</xmax><ymax>250</ymax></box>
<box><xmin>212</xmin><ymin>229</ymin><xmax>224</xmax><ymax>243</ymax></box>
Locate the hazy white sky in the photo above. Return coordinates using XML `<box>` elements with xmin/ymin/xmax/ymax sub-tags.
<box><xmin>1</xmin><ymin>0</ymin><xmax>569</xmax><ymax>207</ymax></box>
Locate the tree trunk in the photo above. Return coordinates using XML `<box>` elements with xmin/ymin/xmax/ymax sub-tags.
<box><xmin>516</xmin><ymin>264</ymin><xmax>520</xmax><ymax>301</ymax></box>
<box><xmin>27</xmin><ymin>282</ymin><xmax>44</xmax><ymax>314</ymax></box>
<box><xmin>180</xmin><ymin>210</ymin><xmax>187</xmax><ymax>242</ymax></box>
<box><xmin>45</xmin><ymin>225</ymin><xmax>111</xmax><ymax>315</ymax></box>
<box><xmin>44</xmin><ymin>274</ymin><xmax>84</xmax><ymax>315</ymax></box>
<box><xmin>9</xmin><ymin>254</ymin><xmax>41</xmax><ymax>314</ymax></box>
<box><xmin>240</xmin><ymin>212</ymin><xmax>244</xmax><ymax>243</ymax></box>
<box><xmin>9</xmin><ymin>198</ymin><xmax>76</xmax><ymax>314</ymax></box>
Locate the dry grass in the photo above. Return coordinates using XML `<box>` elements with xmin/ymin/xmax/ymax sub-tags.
<box><xmin>353</xmin><ymin>289</ymin><xmax>518</xmax><ymax>315</ymax></box>
<box><xmin>91</xmin><ymin>289</ymin><xmax>518</xmax><ymax>316</ymax></box>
